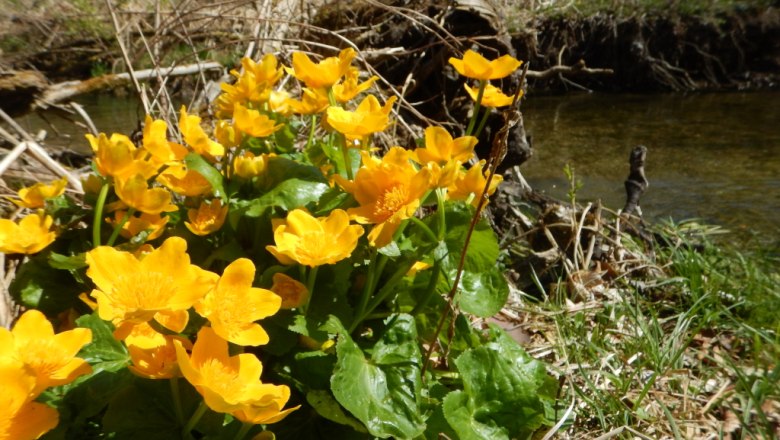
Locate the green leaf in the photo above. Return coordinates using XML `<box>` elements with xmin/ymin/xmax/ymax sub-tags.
<box><xmin>331</xmin><ymin>314</ymin><xmax>425</xmax><ymax>439</ymax></box>
<box><xmin>449</xmin><ymin>266</ymin><xmax>509</xmax><ymax>318</ymax></box>
<box><xmin>243</xmin><ymin>179</ymin><xmax>329</xmax><ymax>217</ymax></box>
<box><xmin>75</xmin><ymin>313</ymin><xmax>130</xmax><ymax>373</ymax></box>
<box><xmin>9</xmin><ymin>256</ymin><xmax>83</xmax><ymax>314</ymax></box>
<box><xmin>443</xmin><ymin>326</ymin><xmax>557</xmax><ymax>440</ymax></box>
<box><xmin>48</xmin><ymin>252</ymin><xmax>87</xmax><ymax>270</ymax></box>
<box><xmin>184</xmin><ymin>152</ymin><xmax>226</xmax><ymax>200</ymax></box>
<box><xmin>306</xmin><ymin>390</ymin><xmax>368</xmax><ymax>433</ymax></box>
<box><xmin>442</xmin><ymin>202</ymin><xmax>500</xmax><ymax>274</ymax></box>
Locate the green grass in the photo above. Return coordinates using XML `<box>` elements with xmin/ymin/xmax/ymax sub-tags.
<box><xmin>513</xmin><ymin>219</ymin><xmax>779</xmax><ymax>438</ymax></box>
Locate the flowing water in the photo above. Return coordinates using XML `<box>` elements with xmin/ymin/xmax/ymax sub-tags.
<box><xmin>15</xmin><ymin>91</ymin><xmax>780</xmax><ymax>243</ymax></box>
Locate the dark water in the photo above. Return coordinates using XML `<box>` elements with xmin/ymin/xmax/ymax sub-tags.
<box><xmin>521</xmin><ymin>92</ymin><xmax>780</xmax><ymax>244</ymax></box>
<box><xmin>16</xmin><ymin>91</ymin><xmax>780</xmax><ymax>243</ymax></box>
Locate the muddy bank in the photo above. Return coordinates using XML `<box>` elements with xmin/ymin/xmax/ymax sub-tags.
<box><xmin>518</xmin><ymin>7</ymin><xmax>780</xmax><ymax>92</ymax></box>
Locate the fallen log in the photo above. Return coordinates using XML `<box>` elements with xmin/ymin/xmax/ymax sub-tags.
<box><xmin>36</xmin><ymin>62</ymin><xmax>223</xmax><ymax>109</ymax></box>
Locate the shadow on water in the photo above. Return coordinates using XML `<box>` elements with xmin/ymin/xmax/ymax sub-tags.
<box><xmin>521</xmin><ymin>91</ymin><xmax>780</xmax><ymax>245</ymax></box>
<box><xmin>15</xmin><ymin>91</ymin><xmax>780</xmax><ymax>244</ymax></box>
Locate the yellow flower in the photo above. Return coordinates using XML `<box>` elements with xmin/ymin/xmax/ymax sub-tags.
<box><xmin>333</xmin><ymin>67</ymin><xmax>378</xmax><ymax>103</ymax></box>
<box><xmin>406</xmin><ymin>261</ymin><xmax>432</xmax><ymax>277</ymax></box>
<box><xmin>85</xmin><ymin>236</ymin><xmax>219</xmax><ymax>339</ymax></box>
<box><xmin>124</xmin><ymin>322</ymin><xmax>190</xmax><ymax>379</ymax></box>
<box><xmin>336</xmin><ymin>147</ymin><xmax>432</xmax><ymax>247</ymax></box>
<box><xmin>415</xmin><ymin>126</ymin><xmax>477</xmax><ymax>165</ymax></box>
<box><xmin>0</xmin><ymin>310</ymin><xmax>92</xmax><ymax>395</ymax></box>
<box><xmin>179</xmin><ymin>106</ymin><xmax>225</xmax><ymax>158</ymax></box>
<box><xmin>464</xmin><ymin>83</ymin><xmax>518</xmax><ymax>108</ymax></box>
<box><xmin>325</xmin><ymin>95</ymin><xmax>397</xmax><ymax>141</ymax></box>
<box><xmin>157</xmin><ymin>163</ymin><xmax>212</xmax><ymax>197</ymax></box>
<box><xmin>214</xmin><ymin>120</ymin><xmax>243</xmax><ymax>150</ymax></box>
<box><xmin>290</xmin><ymin>48</ymin><xmax>356</xmax><ymax>89</ymax></box>
<box><xmin>142</xmin><ymin>115</ymin><xmax>188</xmax><ymax>166</ymax></box>
<box><xmin>12</xmin><ymin>177</ymin><xmax>67</xmax><ymax>209</ymax></box>
<box><xmin>233</xmin><ymin>151</ymin><xmax>275</xmax><ymax>180</ymax></box>
<box><xmin>233</xmin><ymin>103</ymin><xmax>285</xmax><ymax>138</ymax></box>
<box><xmin>268</xmin><ymin>90</ymin><xmax>293</xmax><ymax>116</ymax></box>
<box><xmin>286</xmin><ymin>87</ymin><xmax>329</xmax><ymax>115</ymax></box>
<box><xmin>114</xmin><ymin>172</ymin><xmax>178</xmax><ymax>215</ymax></box>
<box><xmin>106</xmin><ymin>210</ymin><xmax>168</xmax><ymax>241</ymax></box>
<box><xmin>185</xmin><ymin>198</ymin><xmax>228</xmax><ymax>236</ymax></box>
<box><xmin>195</xmin><ymin>258</ymin><xmax>281</xmax><ymax>346</ymax></box>
<box><xmin>447</xmin><ymin>160</ymin><xmax>503</xmax><ymax>207</ymax></box>
<box><xmin>216</xmin><ymin>73</ymin><xmax>268</xmax><ymax>118</ymax></box>
<box><xmin>0</xmin><ymin>211</ymin><xmax>56</xmax><ymax>254</ymax></box>
<box><xmin>241</xmin><ymin>54</ymin><xmax>284</xmax><ymax>89</ymax></box>
<box><xmin>86</xmin><ymin>132</ymin><xmax>156</xmax><ymax>179</ymax></box>
<box><xmin>448</xmin><ymin>50</ymin><xmax>522</xmax><ymax>80</ymax></box>
<box><xmin>0</xmin><ymin>358</ymin><xmax>59</xmax><ymax>440</ymax></box>
<box><xmin>266</xmin><ymin>209</ymin><xmax>364</xmax><ymax>267</ymax></box>
<box><xmin>174</xmin><ymin>326</ymin><xmax>297</xmax><ymax>422</ymax></box>
<box><xmin>270</xmin><ymin>272</ymin><xmax>309</xmax><ymax>309</ymax></box>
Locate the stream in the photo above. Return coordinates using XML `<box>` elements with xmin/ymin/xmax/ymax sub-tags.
<box><xmin>16</xmin><ymin>91</ymin><xmax>780</xmax><ymax>245</ymax></box>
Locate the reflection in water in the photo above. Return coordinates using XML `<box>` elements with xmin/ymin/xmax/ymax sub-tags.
<box><xmin>13</xmin><ymin>91</ymin><xmax>780</xmax><ymax>242</ymax></box>
<box><xmin>521</xmin><ymin>92</ymin><xmax>780</xmax><ymax>242</ymax></box>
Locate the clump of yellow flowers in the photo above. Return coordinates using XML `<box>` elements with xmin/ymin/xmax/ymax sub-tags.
<box><xmin>2</xmin><ymin>47</ymin><xmax>536</xmax><ymax>440</ymax></box>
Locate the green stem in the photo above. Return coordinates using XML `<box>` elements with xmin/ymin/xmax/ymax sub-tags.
<box><xmin>410</xmin><ymin>260</ymin><xmax>442</xmax><ymax>316</ymax></box>
<box><xmin>473</xmin><ymin>105</ymin><xmax>492</xmax><ymax>139</ymax></box>
<box><xmin>353</xmin><ymin>250</ymin><xmax>378</xmax><ymax>329</ymax></box>
<box><xmin>182</xmin><ymin>400</ymin><xmax>208</xmax><ymax>439</ymax></box>
<box><xmin>106</xmin><ymin>207</ymin><xmax>136</xmax><ymax>246</ymax></box>
<box><xmin>409</xmin><ymin>217</ymin><xmax>438</xmax><ymax>243</ymax></box>
<box><xmin>305</xmin><ymin>114</ymin><xmax>317</xmax><ymax>151</ymax></box>
<box><xmin>340</xmin><ymin>135</ymin><xmax>354</xmax><ymax>181</ymax></box>
<box><xmin>436</xmin><ymin>188</ymin><xmax>447</xmax><ymax>240</ymax></box>
<box><xmin>352</xmin><ymin>260</ymin><xmax>416</xmax><ymax>331</ymax></box>
<box><xmin>302</xmin><ymin>265</ymin><xmax>319</xmax><ymax>315</ymax></box>
<box><xmin>233</xmin><ymin>422</ymin><xmax>254</xmax><ymax>440</ymax></box>
<box><xmin>170</xmin><ymin>377</ymin><xmax>185</xmax><ymax>425</ymax></box>
<box><xmin>92</xmin><ymin>182</ymin><xmax>110</xmax><ymax>247</ymax></box>
<box><xmin>465</xmin><ymin>80</ymin><xmax>487</xmax><ymax>136</ymax></box>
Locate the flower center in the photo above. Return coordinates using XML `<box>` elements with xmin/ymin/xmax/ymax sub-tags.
<box><xmin>374</xmin><ymin>184</ymin><xmax>409</xmax><ymax>220</ymax></box>
<box><xmin>111</xmin><ymin>271</ymin><xmax>178</xmax><ymax>310</ymax></box>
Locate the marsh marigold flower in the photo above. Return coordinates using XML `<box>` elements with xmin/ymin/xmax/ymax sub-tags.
<box><xmin>142</xmin><ymin>116</ymin><xmax>187</xmax><ymax>166</ymax></box>
<box><xmin>179</xmin><ymin>106</ymin><xmax>225</xmax><ymax>158</ymax></box>
<box><xmin>106</xmin><ymin>210</ymin><xmax>168</xmax><ymax>241</ymax></box>
<box><xmin>195</xmin><ymin>258</ymin><xmax>281</xmax><ymax>346</ymax></box>
<box><xmin>447</xmin><ymin>160</ymin><xmax>503</xmax><ymax>207</ymax></box>
<box><xmin>333</xmin><ymin>67</ymin><xmax>378</xmax><ymax>103</ymax></box>
<box><xmin>266</xmin><ymin>209</ymin><xmax>364</xmax><ymax>267</ymax></box>
<box><xmin>85</xmin><ymin>236</ymin><xmax>219</xmax><ymax>339</ymax></box>
<box><xmin>114</xmin><ymin>172</ymin><xmax>178</xmax><ymax>215</ymax></box>
<box><xmin>12</xmin><ymin>177</ymin><xmax>67</xmax><ymax>209</ymax></box>
<box><xmin>233</xmin><ymin>151</ymin><xmax>275</xmax><ymax>180</ymax></box>
<box><xmin>335</xmin><ymin>147</ymin><xmax>432</xmax><ymax>247</ymax></box>
<box><xmin>174</xmin><ymin>327</ymin><xmax>298</xmax><ymax>422</ymax></box>
<box><xmin>270</xmin><ymin>272</ymin><xmax>309</xmax><ymax>309</ymax></box>
<box><xmin>0</xmin><ymin>310</ymin><xmax>92</xmax><ymax>395</ymax></box>
<box><xmin>157</xmin><ymin>163</ymin><xmax>213</xmax><ymax>197</ymax></box>
<box><xmin>0</xmin><ymin>358</ymin><xmax>59</xmax><ymax>440</ymax></box>
<box><xmin>185</xmin><ymin>198</ymin><xmax>228</xmax><ymax>236</ymax></box>
<box><xmin>464</xmin><ymin>83</ymin><xmax>518</xmax><ymax>108</ymax></box>
<box><xmin>326</xmin><ymin>95</ymin><xmax>397</xmax><ymax>141</ymax></box>
<box><xmin>0</xmin><ymin>211</ymin><xmax>56</xmax><ymax>254</ymax></box>
<box><xmin>290</xmin><ymin>48</ymin><xmax>356</xmax><ymax>89</ymax></box>
<box><xmin>413</xmin><ymin>126</ymin><xmax>477</xmax><ymax>187</ymax></box>
<box><xmin>233</xmin><ymin>103</ymin><xmax>285</xmax><ymax>138</ymax></box>
<box><xmin>448</xmin><ymin>50</ymin><xmax>521</xmax><ymax>81</ymax></box>
<box><xmin>86</xmin><ymin>132</ymin><xmax>157</xmax><ymax>180</ymax></box>
<box><xmin>286</xmin><ymin>87</ymin><xmax>329</xmax><ymax>115</ymax></box>
<box><xmin>124</xmin><ymin>322</ymin><xmax>190</xmax><ymax>379</ymax></box>
<box><xmin>241</xmin><ymin>54</ymin><xmax>284</xmax><ymax>89</ymax></box>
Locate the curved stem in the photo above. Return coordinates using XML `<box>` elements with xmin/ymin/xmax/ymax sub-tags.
<box><xmin>169</xmin><ymin>377</ymin><xmax>185</xmax><ymax>425</ymax></box>
<box><xmin>92</xmin><ymin>182</ymin><xmax>110</xmax><ymax>247</ymax></box>
<box><xmin>352</xmin><ymin>249</ymin><xmax>377</xmax><ymax>330</ymax></box>
<box><xmin>436</xmin><ymin>188</ymin><xmax>447</xmax><ymax>240</ymax></box>
<box><xmin>233</xmin><ymin>422</ymin><xmax>253</xmax><ymax>440</ymax></box>
<box><xmin>465</xmin><ymin>80</ymin><xmax>487</xmax><ymax>136</ymax></box>
<box><xmin>305</xmin><ymin>115</ymin><xmax>317</xmax><ymax>151</ymax></box>
<box><xmin>409</xmin><ymin>217</ymin><xmax>437</xmax><ymax>243</ymax></box>
<box><xmin>473</xmin><ymin>105</ymin><xmax>492</xmax><ymax>139</ymax></box>
<box><xmin>340</xmin><ymin>135</ymin><xmax>354</xmax><ymax>181</ymax></box>
<box><xmin>302</xmin><ymin>265</ymin><xmax>318</xmax><ymax>316</ymax></box>
<box><xmin>353</xmin><ymin>260</ymin><xmax>415</xmax><ymax>329</ymax></box>
<box><xmin>106</xmin><ymin>207</ymin><xmax>136</xmax><ymax>246</ymax></box>
<box><xmin>182</xmin><ymin>400</ymin><xmax>208</xmax><ymax>439</ymax></box>
<box><xmin>410</xmin><ymin>260</ymin><xmax>442</xmax><ymax>316</ymax></box>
